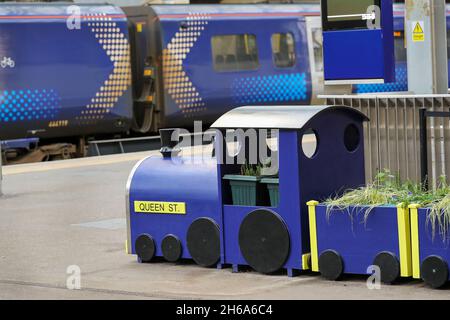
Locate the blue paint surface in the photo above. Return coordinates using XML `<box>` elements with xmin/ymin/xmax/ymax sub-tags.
<box><xmin>324</xmin><ymin>29</ymin><xmax>387</xmax><ymax>81</ymax></box>
<box><xmin>354</xmin><ymin>64</ymin><xmax>408</xmax><ymax>93</ymax></box>
<box><xmin>315</xmin><ymin>205</ymin><xmax>401</xmax><ymax>275</ymax></box>
<box><xmin>0</xmin><ymin>89</ymin><xmax>60</xmax><ymax>122</ymax></box>
<box><xmin>0</xmin><ymin>3</ymin><xmax>133</xmax><ymax>140</ymax></box>
<box><xmin>128</xmin><ymin>156</ymin><xmax>223</xmax><ymax>261</ymax></box>
<box><xmin>231</xmin><ymin>73</ymin><xmax>308</xmax><ymax>104</ymax></box>
<box><xmin>416</xmin><ymin>208</ymin><xmax>450</xmax><ymax>281</ymax></box>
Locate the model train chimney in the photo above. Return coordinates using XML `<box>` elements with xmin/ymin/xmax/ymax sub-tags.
<box><xmin>159</xmin><ymin>128</ymin><xmax>181</xmax><ymax>158</ymax></box>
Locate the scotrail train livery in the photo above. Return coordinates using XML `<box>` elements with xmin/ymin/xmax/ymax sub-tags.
<box><xmin>0</xmin><ymin>3</ymin><xmax>448</xmax><ymax>161</ymax></box>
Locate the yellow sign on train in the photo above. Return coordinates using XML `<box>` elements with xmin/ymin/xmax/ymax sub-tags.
<box><xmin>134</xmin><ymin>201</ymin><xmax>186</xmax><ymax>214</ymax></box>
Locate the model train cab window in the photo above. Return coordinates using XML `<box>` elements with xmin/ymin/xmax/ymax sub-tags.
<box><xmin>271</xmin><ymin>33</ymin><xmax>296</xmax><ymax>68</ymax></box>
<box><xmin>211</xmin><ymin>34</ymin><xmax>259</xmax><ymax>72</ymax></box>
<box><xmin>322</xmin><ymin>0</ymin><xmax>380</xmax><ymax>30</ymax></box>
<box><xmin>301</xmin><ymin>128</ymin><xmax>318</xmax><ymax>159</ymax></box>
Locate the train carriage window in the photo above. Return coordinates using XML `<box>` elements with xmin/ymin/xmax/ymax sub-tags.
<box><xmin>211</xmin><ymin>34</ymin><xmax>259</xmax><ymax>72</ymax></box>
<box><xmin>271</xmin><ymin>33</ymin><xmax>296</xmax><ymax>68</ymax></box>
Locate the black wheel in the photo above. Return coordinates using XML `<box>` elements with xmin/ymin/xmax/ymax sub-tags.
<box><xmin>162</xmin><ymin>234</ymin><xmax>182</xmax><ymax>262</ymax></box>
<box><xmin>135</xmin><ymin>234</ymin><xmax>155</xmax><ymax>263</ymax></box>
<box><xmin>319</xmin><ymin>250</ymin><xmax>344</xmax><ymax>280</ymax></box>
<box><xmin>421</xmin><ymin>255</ymin><xmax>449</xmax><ymax>289</ymax></box>
<box><xmin>186</xmin><ymin>218</ymin><xmax>220</xmax><ymax>267</ymax></box>
<box><xmin>239</xmin><ymin>209</ymin><xmax>290</xmax><ymax>274</ymax></box>
<box><xmin>373</xmin><ymin>252</ymin><xmax>400</xmax><ymax>284</ymax></box>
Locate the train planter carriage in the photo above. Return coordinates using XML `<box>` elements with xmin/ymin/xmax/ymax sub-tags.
<box><xmin>410</xmin><ymin>205</ymin><xmax>450</xmax><ymax>289</ymax></box>
<box><xmin>126</xmin><ymin>105</ymin><xmax>368</xmax><ymax>275</ymax></box>
<box><xmin>307</xmin><ymin>203</ymin><xmax>413</xmax><ymax>284</ymax></box>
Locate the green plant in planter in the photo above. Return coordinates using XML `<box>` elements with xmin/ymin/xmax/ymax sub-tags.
<box><xmin>258</xmin><ymin>159</ymin><xmax>280</xmax><ymax>207</ymax></box>
<box><xmin>324</xmin><ymin>169</ymin><xmax>438</xmax><ymax>223</ymax></box>
<box><xmin>427</xmin><ymin>195</ymin><xmax>450</xmax><ymax>240</ymax></box>
<box><xmin>261</xmin><ymin>177</ymin><xmax>280</xmax><ymax>207</ymax></box>
<box><xmin>322</xmin><ymin>168</ymin><xmax>450</xmax><ymax>240</ymax></box>
<box><xmin>223</xmin><ymin>162</ymin><xmax>267</xmax><ymax>206</ymax></box>
<box><xmin>324</xmin><ymin>169</ymin><xmax>450</xmax><ymax>238</ymax></box>
<box><xmin>423</xmin><ymin>176</ymin><xmax>450</xmax><ymax>241</ymax></box>
<box><xmin>240</xmin><ymin>162</ymin><xmax>262</xmax><ymax>176</ymax></box>
<box><xmin>325</xmin><ymin>169</ymin><xmax>402</xmax><ymax>220</ymax></box>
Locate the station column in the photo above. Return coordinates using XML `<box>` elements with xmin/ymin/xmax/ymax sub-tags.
<box><xmin>406</xmin><ymin>0</ymin><xmax>448</xmax><ymax>94</ymax></box>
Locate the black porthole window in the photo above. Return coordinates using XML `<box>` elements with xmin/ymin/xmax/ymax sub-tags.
<box><xmin>344</xmin><ymin>124</ymin><xmax>360</xmax><ymax>152</ymax></box>
<box><xmin>301</xmin><ymin>128</ymin><xmax>318</xmax><ymax>159</ymax></box>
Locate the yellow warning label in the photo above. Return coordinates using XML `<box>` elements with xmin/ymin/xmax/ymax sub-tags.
<box><xmin>136</xmin><ymin>23</ymin><xmax>143</xmax><ymax>33</ymax></box>
<box><xmin>412</xmin><ymin>21</ymin><xmax>424</xmax><ymax>42</ymax></box>
<box><xmin>134</xmin><ymin>201</ymin><xmax>186</xmax><ymax>214</ymax></box>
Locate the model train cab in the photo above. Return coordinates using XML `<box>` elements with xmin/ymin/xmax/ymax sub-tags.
<box><xmin>212</xmin><ymin>105</ymin><xmax>368</xmax><ymax>275</ymax></box>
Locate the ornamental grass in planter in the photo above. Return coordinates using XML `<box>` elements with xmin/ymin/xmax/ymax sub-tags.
<box><xmin>308</xmin><ymin>170</ymin><xmax>448</xmax><ymax>282</ymax></box>
<box><xmin>323</xmin><ymin>172</ymin><xmax>450</xmax><ymax>240</ymax></box>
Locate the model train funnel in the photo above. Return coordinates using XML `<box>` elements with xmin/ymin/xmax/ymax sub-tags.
<box><xmin>159</xmin><ymin>128</ymin><xmax>181</xmax><ymax>158</ymax></box>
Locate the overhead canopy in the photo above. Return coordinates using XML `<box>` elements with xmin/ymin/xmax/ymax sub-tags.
<box><xmin>211</xmin><ymin>105</ymin><xmax>369</xmax><ymax>130</ymax></box>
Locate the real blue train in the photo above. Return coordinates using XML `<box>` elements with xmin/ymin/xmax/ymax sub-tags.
<box><xmin>0</xmin><ymin>2</ymin><xmax>446</xmax><ymax>161</ymax></box>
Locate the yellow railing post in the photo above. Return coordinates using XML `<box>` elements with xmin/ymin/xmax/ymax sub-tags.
<box><xmin>396</xmin><ymin>203</ymin><xmax>412</xmax><ymax>277</ymax></box>
<box><xmin>307</xmin><ymin>200</ymin><xmax>319</xmax><ymax>272</ymax></box>
<box><xmin>409</xmin><ymin>204</ymin><xmax>421</xmax><ymax>279</ymax></box>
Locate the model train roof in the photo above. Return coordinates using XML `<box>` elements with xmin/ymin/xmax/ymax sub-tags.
<box><xmin>211</xmin><ymin>105</ymin><xmax>368</xmax><ymax>130</ymax></box>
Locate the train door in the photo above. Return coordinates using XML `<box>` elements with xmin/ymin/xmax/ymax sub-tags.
<box><xmin>305</xmin><ymin>16</ymin><xmax>324</xmax><ymax>104</ymax></box>
<box><xmin>128</xmin><ymin>17</ymin><xmax>156</xmax><ymax>133</ymax></box>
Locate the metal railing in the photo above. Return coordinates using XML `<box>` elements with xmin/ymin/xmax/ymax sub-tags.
<box><xmin>322</xmin><ymin>94</ymin><xmax>450</xmax><ymax>188</ymax></box>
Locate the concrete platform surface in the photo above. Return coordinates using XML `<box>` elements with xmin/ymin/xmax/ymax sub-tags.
<box><xmin>1</xmin><ymin>151</ymin><xmax>450</xmax><ymax>300</ymax></box>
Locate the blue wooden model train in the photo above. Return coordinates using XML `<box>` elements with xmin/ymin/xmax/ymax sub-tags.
<box><xmin>127</xmin><ymin>105</ymin><xmax>450</xmax><ymax>289</ymax></box>
<box><xmin>2</xmin><ymin>2</ymin><xmax>450</xmax><ymax>161</ymax></box>
<box><xmin>126</xmin><ymin>105</ymin><xmax>368</xmax><ymax>276</ymax></box>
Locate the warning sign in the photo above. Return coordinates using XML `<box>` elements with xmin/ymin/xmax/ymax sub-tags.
<box><xmin>412</xmin><ymin>21</ymin><xmax>425</xmax><ymax>42</ymax></box>
<box><xmin>134</xmin><ymin>201</ymin><xmax>186</xmax><ymax>214</ymax></box>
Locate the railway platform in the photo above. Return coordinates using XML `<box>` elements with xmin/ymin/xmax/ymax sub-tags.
<box><xmin>0</xmin><ymin>148</ymin><xmax>449</xmax><ymax>300</ymax></box>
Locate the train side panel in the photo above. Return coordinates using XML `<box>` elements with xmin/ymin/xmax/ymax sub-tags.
<box><xmin>153</xmin><ymin>5</ymin><xmax>314</xmax><ymax>128</ymax></box>
<box><xmin>0</xmin><ymin>4</ymin><xmax>133</xmax><ymax>140</ymax></box>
